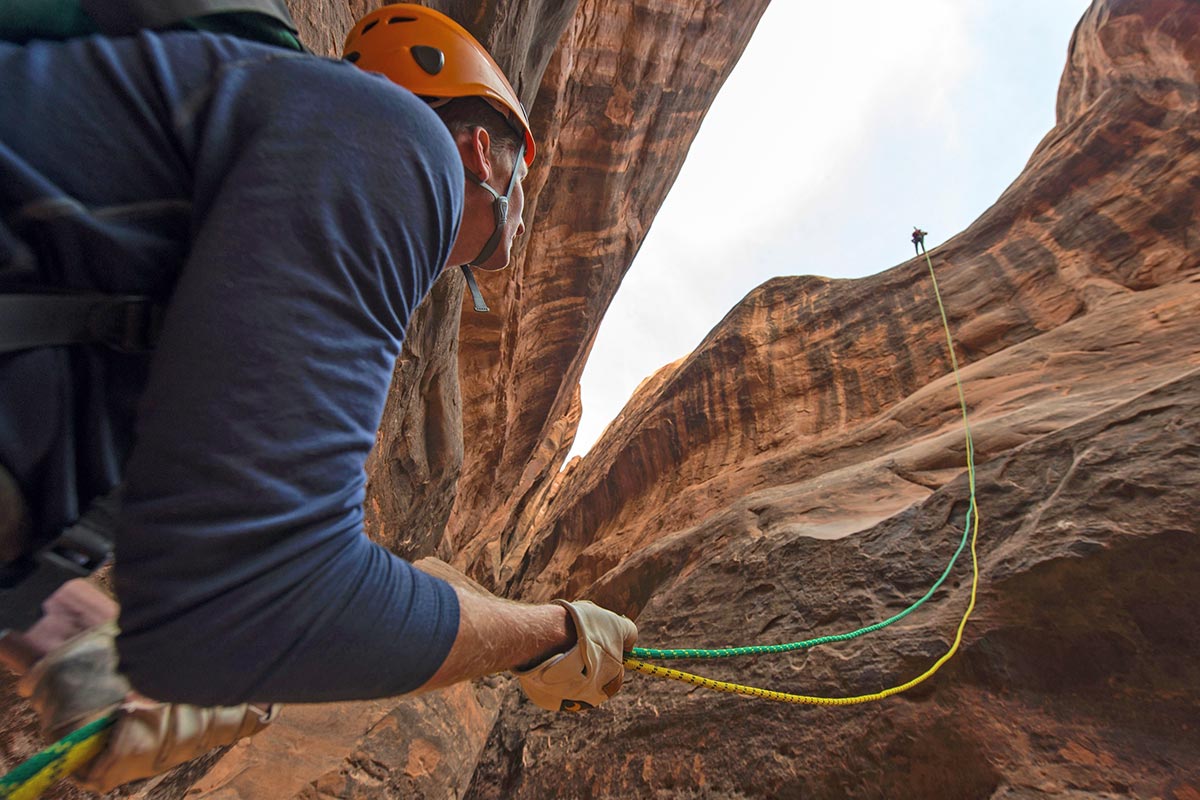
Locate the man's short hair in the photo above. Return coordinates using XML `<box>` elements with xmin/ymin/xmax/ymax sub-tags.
<box><xmin>432</xmin><ymin>97</ymin><xmax>524</xmax><ymax>167</ymax></box>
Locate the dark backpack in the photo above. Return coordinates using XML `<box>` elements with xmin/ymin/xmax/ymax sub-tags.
<box><xmin>0</xmin><ymin>0</ymin><xmax>303</xmax><ymax>632</ymax></box>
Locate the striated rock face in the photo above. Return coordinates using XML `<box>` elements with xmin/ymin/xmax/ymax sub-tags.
<box><xmin>443</xmin><ymin>0</ymin><xmax>774</xmax><ymax>588</ymax></box>
<box><xmin>465</xmin><ymin>1</ymin><xmax>1200</xmax><ymax>798</ymax></box>
<box><xmin>3</xmin><ymin>1</ymin><xmax>1197</xmax><ymax>799</ymax></box>
<box><xmin>356</xmin><ymin>0</ymin><xmax>775</xmax><ymax>583</ymax></box>
<box><xmin>508</xmin><ymin>0</ymin><xmax>1200</xmax><ymax>607</ymax></box>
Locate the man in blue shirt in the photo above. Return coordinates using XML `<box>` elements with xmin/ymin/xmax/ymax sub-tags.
<box><xmin>0</xmin><ymin>3</ymin><xmax>635</xmax><ymax>790</ymax></box>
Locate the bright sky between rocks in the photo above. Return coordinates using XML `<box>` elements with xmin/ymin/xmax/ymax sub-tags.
<box><xmin>568</xmin><ymin>0</ymin><xmax>1092</xmax><ymax>460</ymax></box>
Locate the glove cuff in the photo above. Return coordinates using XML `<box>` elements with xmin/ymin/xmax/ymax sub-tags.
<box><xmin>514</xmin><ymin>600</ymin><xmax>634</xmax><ymax>712</ymax></box>
<box><xmin>77</xmin><ymin>701</ymin><xmax>280</xmax><ymax>794</ymax></box>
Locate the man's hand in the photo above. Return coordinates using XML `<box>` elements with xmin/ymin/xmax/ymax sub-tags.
<box><xmin>411</xmin><ymin>558</ymin><xmax>637</xmax><ymax>710</ymax></box>
<box><xmin>16</xmin><ymin>621</ymin><xmax>278</xmax><ymax>793</ymax></box>
<box><xmin>515</xmin><ymin>600</ymin><xmax>638</xmax><ymax>712</ymax></box>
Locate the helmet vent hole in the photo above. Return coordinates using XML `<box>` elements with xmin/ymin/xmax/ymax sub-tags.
<box><xmin>388</xmin><ymin>16</ymin><xmax>417</xmax><ymax>24</ymax></box>
<box><xmin>411</xmin><ymin>45</ymin><xmax>445</xmax><ymax>75</ymax></box>
<box><xmin>361</xmin><ymin>20</ymin><xmax>378</xmax><ymax>34</ymax></box>
<box><xmin>344</xmin><ymin>51</ymin><xmax>360</xmax><ymax>63</ymax></box>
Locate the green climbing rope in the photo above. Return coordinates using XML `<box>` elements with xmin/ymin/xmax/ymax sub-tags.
<box><xmin>0</xmin><ymin>714</ymin><xmax>114</xmax><ymax>800</ymax></box>
<box><xmin>1</xmin><ymin>235</ymin><xmax>978</xmax><ymax>796</ymax></box>
<box><xmin>628</xmin><ymin>500</ymin><xmax>974</xmax><ymax>660</ymax></box>
<box><xmin>628</xmin><ymin>240</ymin><xmax>977</xmax><ymax>663</ymax></box>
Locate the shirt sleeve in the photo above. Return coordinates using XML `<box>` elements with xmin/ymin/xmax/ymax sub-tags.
<box><xmin>113</xmin><ymin>42</ymin><xmax>465</xmax><ymax>704</ymax></box>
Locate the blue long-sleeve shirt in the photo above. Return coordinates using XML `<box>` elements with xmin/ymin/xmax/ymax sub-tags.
<box><xmin>0</xmin><ymin>30</ymin><xmax>464</xmax><ymax>703</ymax></box>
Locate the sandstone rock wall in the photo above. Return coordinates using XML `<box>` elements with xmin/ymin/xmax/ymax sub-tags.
<box><xmin>351</xmin><ymin>0</ymin><xmax>773</xmax><ymax>594</ymax></box>
<box><xmin>444</xmin><ymin>0</ymin><xmax>773</xmax><ymax>591</ymax></box>
<box><xmin>4</xmin><ymin>1</ymin><xmax>1197</xmax><ymax>798</ymax></box>
<box><xmin>511</xmin><ymin>0</ymin><xmax>1200</xmax><ymax>609</ymax></box>
<box><xmin>2</xmin><ymin>1</ymin><xmax>770</xmax><ymax>797</ymax></box>
<box><xmin>466</xmin><ymin>1</ymin><xmax>1200</xmax><ymax>797</ymax></box>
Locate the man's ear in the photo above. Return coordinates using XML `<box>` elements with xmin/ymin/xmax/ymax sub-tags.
<box><xmin>457</xmin><ymin>125</ymin><xmax>494</xmax><ymax>183</ymax></box>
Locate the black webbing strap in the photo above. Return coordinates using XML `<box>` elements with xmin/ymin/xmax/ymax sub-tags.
<box><xmin>0</xmin><ymin>490</ymin><xmax>117</xmax><ymax>633</ymax></box>
<box><xmin>0</xmin><ymin>291</ymin><xmax>142</xmax><ymax>622</ymax></box>
<box><xmin>0</xmin><ymin>293</ymin><xmax>163</xmax><ymax>355</ymax></box>
<box><xmin>461</xmin><ymin>265</ymin><xmax>490</xmax><ymax>313</ymax></box>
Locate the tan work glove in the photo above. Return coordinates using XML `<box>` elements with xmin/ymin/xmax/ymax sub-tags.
<box><xmin>515</xmin><ymin>600</ymin><xmax>637</xmax><ymax>712</ymax></box>
<box><xmin>17</xmin><ymin>621</ymin><xmax>278</xmax><ymax>793</ymax></box>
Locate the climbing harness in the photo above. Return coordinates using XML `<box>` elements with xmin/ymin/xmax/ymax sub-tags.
<box><xmin>0</xmin><ymin>234</ymin><xmax>978</xmax><ymax>796</ymax></box>
<box><xmin>622</xmin><ymin>237</ymin><xmax>981</xmax><ymax>705</ymax></box>
<box><xmin>0</xmin><ymin>293</ymin><xmax>163</xmax><ymax>356</ymax></box>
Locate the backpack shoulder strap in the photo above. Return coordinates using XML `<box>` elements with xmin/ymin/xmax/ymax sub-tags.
<box><xmin>0</xmin><ymin>0</ymin><xmax>304</xmax><ymax>51</ymax></box>
<box><xmin>0</xmin><ymin>0</ymin><xmax>95</xmax><ymax>43</ymax></box>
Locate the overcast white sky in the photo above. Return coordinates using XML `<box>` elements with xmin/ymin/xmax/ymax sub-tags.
<box><xmin>568</xmin><ymin>0</ymin><xmax>1092</xmax><ymax>459</ymax></box>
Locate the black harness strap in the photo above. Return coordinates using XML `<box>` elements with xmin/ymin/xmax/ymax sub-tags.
<box><xmin>0</xmin><ymin>292</ymin><xmax>148</xmax><ymax>627</ymax></box>
<box><xmin>0</xmin><ymin>292</ymin><xmax>146</xmax><ymax>628</ymax></box>
<box><xmin>0</xmin><ymin>293</ymin><xmax>163</xmax><ymax>354</ymax></box>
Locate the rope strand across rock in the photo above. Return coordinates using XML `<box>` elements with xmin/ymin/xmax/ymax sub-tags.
<box><xmin>0</xmin><ymin>235</ymin><xmax>983</xmax><ymax>795</ymax></box>
<box><xmin>623</xmin><ymin>236</ymin><xmax>982</xmax><ymax>705</ymax></box>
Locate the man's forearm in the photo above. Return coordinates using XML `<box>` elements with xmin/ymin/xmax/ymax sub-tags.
<box><xmin>416</xmin><ymin>586</ymin><xmax>576</xmax><ymax>691</ymax></box>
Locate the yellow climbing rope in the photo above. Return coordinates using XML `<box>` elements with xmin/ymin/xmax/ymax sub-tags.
<box><xmin>0</xmin><ymin>238</ymin><xmax>978</xmax><ymax>800</ymax></box>
<box><xmin>624</xmin><ymin>242</ymin><xmax>981</xmax><ymax>704</ymax></box>
<box><xmin>0</xmin><ymin>715</ymin><xmax>113</xmax><ymax>800</ymax></box>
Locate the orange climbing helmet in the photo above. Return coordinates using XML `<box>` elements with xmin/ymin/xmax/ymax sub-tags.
<box><xmin>342</xmin><ymin>3</ymin><xmax>536</xmax><ymax>166</ymax></box>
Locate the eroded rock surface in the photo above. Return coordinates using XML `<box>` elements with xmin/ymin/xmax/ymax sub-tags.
<box><xmin>467</xmin><ymin>1</ymin><xmax>1200</xmax><ymax>798</ymax></box>
<box><xmin>3</xmin><ymin>1</ymin><xmax>1197</xmax><ymax>799</ymax></box>
<box><xmin>2</xmin><ymin>0</ymin><xmax>769</xmax><ymax>798</ymax></box>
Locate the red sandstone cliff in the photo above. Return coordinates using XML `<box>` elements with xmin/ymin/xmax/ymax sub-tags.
<box><xmin>2</xmin><ymin>1</ymin><xmax>1197</xmax><ymax>798</ymax></box>
<box><xmin>2</xmin><ymin>0</ymin><xmax>772</xmax><ymax>798</ymax></box>
<box><xmin>465</xmin><ymin>2</ymin><xmax>1200</xmax><ymax>798</ymax></box>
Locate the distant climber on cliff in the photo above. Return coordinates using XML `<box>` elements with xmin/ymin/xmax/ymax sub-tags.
<box><xmin>0</xmin><ymin>2</ymin><xmax>636</xmax><ymax>792</ymax></box>
<box><xmin>912</xmin><ymin>227</ymin><xmax>928</xmax><ymax>254</ymax></box>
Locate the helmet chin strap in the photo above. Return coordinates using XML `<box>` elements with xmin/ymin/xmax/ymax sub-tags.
<box><xmin>461</xmin><ymin>140</ymin><xmax>526</xmax><ymax>313</ymax></box>
<box><xmin>460</xmin><ymin>264</ymin><xmax>490</xmax><ymax>313</ymax></box>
